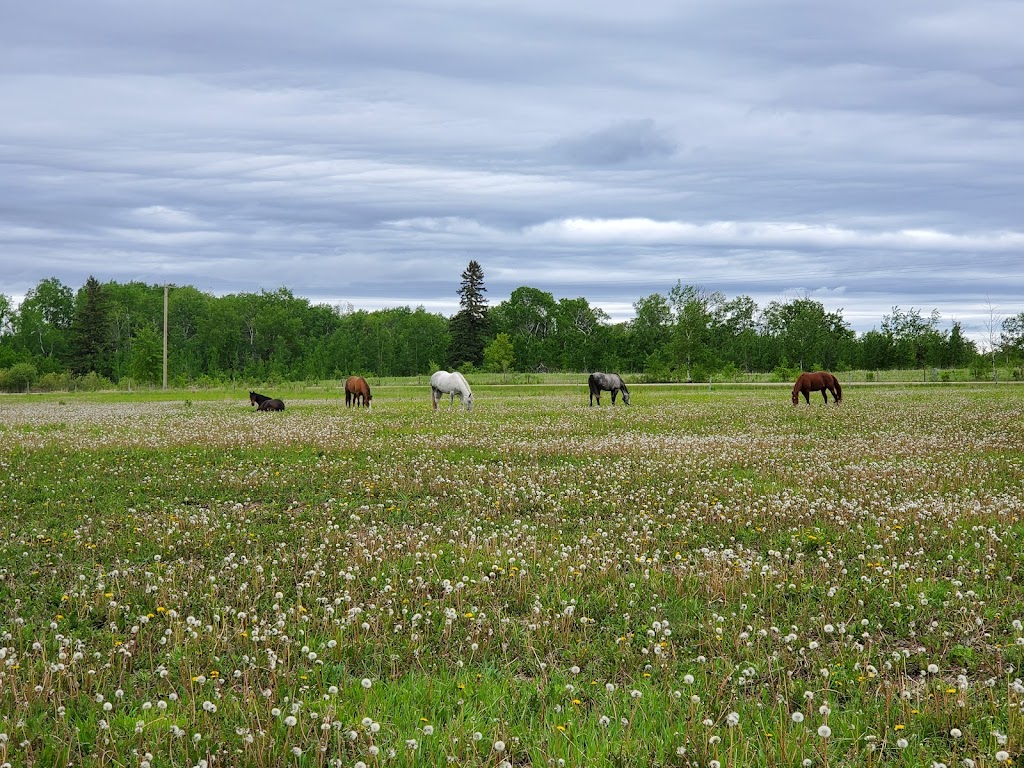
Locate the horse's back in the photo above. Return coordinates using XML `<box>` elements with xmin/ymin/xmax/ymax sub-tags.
<box><xmin>345</xmin><ymin>375</ymin><xmax>369</xmax><ymax>393</ymax></box>
<box><xmin>431</xmin><ymin>370</ymin><xmax>469</xmax><ymax>393</ymax></box>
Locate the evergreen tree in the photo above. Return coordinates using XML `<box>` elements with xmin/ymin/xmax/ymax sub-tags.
<box><xmin>448</xmin><ymin>260</ymin><xmax>488</xmax><ymax>367</ymax></box>
<box><xmin>69</xmin><ymin>276</ymin><xmax>112</xmax><ymax>376</ymax></box>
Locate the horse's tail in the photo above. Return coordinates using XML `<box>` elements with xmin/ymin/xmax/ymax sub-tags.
<box><xmin>833</xmin><ymin>375</ymin><xmax>842</xmax><ymax>402</ymax></box>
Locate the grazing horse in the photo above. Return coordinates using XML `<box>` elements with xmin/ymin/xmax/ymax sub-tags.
<box><xmin>250</xmin><ymin>391</ymin><xmax>286</xmax><ymax>411</ymax></box>
<box><xmin>430</xmin><ymin>370</ymin><xmax>473</xmax><ymax>412</ymax></box>
<box><xmin>792</xmin><ymin>371</ymin><xmax>842</xmax><ymax>405</ymax></box>
<box><xmin>344</xmin><ymin>376</ymin><xmax>372</xmax><ymax>409</ymax></box>
<box><xmin>588</xmin><ymin>372</ymin><xmax>630</xmax><ymax>406</ymax></box>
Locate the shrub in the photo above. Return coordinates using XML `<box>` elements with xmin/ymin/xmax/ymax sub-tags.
<box><xmin>74</xmin><ymin>371</ymin><xmax>115</xmax><ymax>391</ymax></box>
<box><xmin>37</xmin><ymin>371</ymin><xmax>73</xmax><ymax>392</ymax></box>
<box><xmin>2</xmin><ymin>362</ymin><xmax>38</xmax><ymax>392</ymax></box>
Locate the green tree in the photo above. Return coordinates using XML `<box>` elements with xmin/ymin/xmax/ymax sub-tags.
<box><xmin>668</xmin><ymin>283</ymin><xmax>723</xmax><ymax>381</ymax></box>
<box><xmin>12</xmin><ymin>277</ymin><xmax>75</xmax><ymax>369</ymax></box>
<box><xmin>483</xmin><ymin>333</ymin><xmax>515</xmax><ymax>381</ymax></box>
<box><xmin>761</xmin><ymin>296</ymin><xmax>852</xmax><ymax>371</ymax></box>
<box><xmin>448</xmin><ymin>260</ymin><xmax>488</xmax><ymax>368</ymax></box>
<box><xmin>128</xmin><ymin>325</ymin><xmax>163</xmax><ymax>384</ymax></box>
<box><xmin>944</xmin><ymin>321</ymin><xmax>976</xmax><ymax>368</ymax></box>
<box><xmin>714</xmin><ymin>295</ymin><xmax>761</xmax><ymax>373</ymax></box>
<box><xmin>0</xmin><ymin>293</ymin><xmax>14</xmax><ymax>335</ymax></box>
<box><xmin>490</xmin><ymin>286</ymin><xmax>558</xmax><ymax>371</ymax></box>
<box><xmin>69</xmin><ymin>276</ymin><xmax>112</xmax><ymax>377</ymax></box>
<box><xmin>1000</xmin><ymin>313</ymin><xmax>1024</xmax><ymax>364</ymax></box>
<box><xmin>881</xmin><ymin>306</ymin><xmax>944</xmax><ymax>369</ymax></box>
<box><xmin>556</xmin><ymin>297</ymin><xmax>609</xmax><ymax>371</ymax></box>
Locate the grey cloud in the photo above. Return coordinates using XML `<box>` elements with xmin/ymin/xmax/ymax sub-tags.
<box><xmin>549</xmin><ymin>119</ymin><xmax>677</xmax><ymax>166</ymax></box>
<box><xmin>0</xmin><ymin>0</ymin><xmax>1021</xmax><ymax>343</ymax></box>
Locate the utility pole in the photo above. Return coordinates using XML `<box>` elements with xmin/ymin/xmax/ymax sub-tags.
<box><xmin>163</xmin><ymin>284</ymin><xmax>169</xmax><ymax>390</ymax></box>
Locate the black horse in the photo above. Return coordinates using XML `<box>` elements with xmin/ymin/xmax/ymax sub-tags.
<box><xmin>250</xmin><ymin>391</ymin><xmax>285</xmax><ymax>411</ymax></box>
<box><xmin>588</xmin><ymin>372</ymin><xmax>630</xmax><ymax>406</ymax></box>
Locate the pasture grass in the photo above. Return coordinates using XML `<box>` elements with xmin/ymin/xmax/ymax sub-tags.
<box><xmin>1</xmin><ymin>384</ymin><xmax>1023</xmax><ymax>766</ymax></box>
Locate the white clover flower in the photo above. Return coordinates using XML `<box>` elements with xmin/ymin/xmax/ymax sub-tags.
<box><xmin>817</xmin><ymin>725</ymin><xmax>831</xmax><ymax>738</ymax></box>
<box><xmin>897</xmin><ymin>738</ymin><xmax>909</xmax><ymax>749</ymax></box>
<box><xmin>726</xmin><ymin>712</ymin><xmax>740</xmax><ymax>727</ymax></box>
<box><xmin>284</xmin><ymin>716</ymin><xmax>297</xmax><ymax>727</ymax></box>
<box><xmin>493</xmin><ymin>740</ymin><xmax>506</xmax><ymax>753</ymax></box>
<box><xmin>791</xmin><ymin>712</ymin><xmax>804</xmax><ymax>723</ymax></box>
<box><xmin>423</xmin><ymin>725</ymin><xmax>434</xmax><ymax>736</ymax></box>
<box><xmin>950</xmin><ymin>728</ymin><xmax>962</xmax><ymax>738</ymax></box>
<box><xmin>996</xmin><ymin>752</ymin><xmax>1010</xmax><ymax>763</ymax></box>
<box><xmin>361</xmin><ymin>678</ymin><xmax>372</xmax><ymax>689</ymax></box>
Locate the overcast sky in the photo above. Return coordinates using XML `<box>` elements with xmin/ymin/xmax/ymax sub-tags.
<box><xmin>2</xmin><ymin>1</ymin><xmax>1021</xmax><ymax>343</ymax></box>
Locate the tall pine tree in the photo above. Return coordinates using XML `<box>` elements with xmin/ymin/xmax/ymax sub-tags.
<box><xmin>69</xmin><ymin>276</ymin><xmax>112</xmax><ymax>376</ymax></box>
<box><xmin>447</xmin><ymin>260</ymin><xmax>488</xmax><ymax>368</ymax></box>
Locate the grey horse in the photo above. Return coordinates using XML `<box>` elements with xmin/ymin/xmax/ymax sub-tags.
<box><xmin>588</xmin><ymin>372</ymin><xmax>630</xmax><ymax>406</ymax></box>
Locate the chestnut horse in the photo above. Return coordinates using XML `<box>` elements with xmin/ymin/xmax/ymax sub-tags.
<box><xmin>792</xmin><ymin>371</ymin><xmax>842</xmax><ymax>405</ymax></box>
<box><xmin>250</xmin><ymin>391</ymin><xmax>286</xmax><ymax>411</ymax></box>
<box><xmin>344</xmin><ymin>376</ymin><xmax>372</xmax><ymax>409</ymax></box>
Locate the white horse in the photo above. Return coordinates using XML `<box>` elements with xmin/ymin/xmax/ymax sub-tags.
<box><xmin>430</xmin><ymin>370</ymin><xmax>474</xmax><ymax>412</ymax></box>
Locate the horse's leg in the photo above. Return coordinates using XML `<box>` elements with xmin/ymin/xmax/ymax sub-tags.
<box><xmin>611</xmin><ymin>389</ymin><xmax>617</xmax><ymax>405</ymax></box>
<box><xmin>821</xmin><ymin>388</ymin><xmax>828</xmax><ymax>404</ymax></box>
<box><xmin>431</xmin><ymin>388</ymin><xmax>438</xmax><ymax>410</ymax></box>
<box><xmin>802</xmin><ymin>390</ymin><xmax>810</xmax><ymax>405</ymax></box>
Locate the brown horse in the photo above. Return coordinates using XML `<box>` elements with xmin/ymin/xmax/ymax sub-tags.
<box><xmin>344</xmin><ymin>376</ymin><xmax>372</xmax><ymax>409</ymax></box>
<box><xmin>250</xmin><ymin>391</ymin><xmax>285</xmax><ymax>411</ymax></box>
<box><xmin>792</xmin><ymin>371</ymin><xmax>842</xmax><ymax>405</ymax></box>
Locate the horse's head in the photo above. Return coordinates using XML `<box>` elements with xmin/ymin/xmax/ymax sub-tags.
<box><xmin>249</xmin><ymin>391</ymin><xmax>258</xmax><ymax>406</ymax></box>
<box><xmin>791</xmin><ymin>388</ymin><xmax>799</xmax><ymax>405</ymax></box>
<box><xmin>465</xmin><ymin>393</ymin><xmax>474</xmax><ymax>412</ymax></box>
<box><xmin>621</xmin><ymin>389</ymin><xmax>631</xmax><ymax>405</ymax></box>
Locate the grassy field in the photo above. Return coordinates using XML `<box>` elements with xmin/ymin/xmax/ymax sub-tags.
<box><xmin>1</xmin><ymin>383</ymin><xmax>1023</xmax><ymax>767</ymax></box>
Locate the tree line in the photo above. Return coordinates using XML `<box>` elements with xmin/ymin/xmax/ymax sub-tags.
<box><xmin>0</xmin><ymin>264</ymin><xmax>1021</xmax><ymax>391</ymax></box>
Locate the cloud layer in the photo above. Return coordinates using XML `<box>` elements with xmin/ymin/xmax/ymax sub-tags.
<box><xmin>1</xmin><ymin>0</ymin><xmax>1022</xmax><ymax>340</ymax></box>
